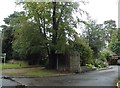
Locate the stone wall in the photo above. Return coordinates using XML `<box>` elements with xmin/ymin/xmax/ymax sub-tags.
<box><xmin>69</xmin><ymin>51</ymin><xmax>81</xmax><ymax>72</ymax></box>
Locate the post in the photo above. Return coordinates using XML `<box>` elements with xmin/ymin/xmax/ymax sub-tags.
<box><xmin>2</xmin><ymin>53</ymin><xmax>6</xmax><ymax>65</ymax></box>
<box><xmin>3</xmin><ymin>57</ymin><xmax>5</xmax><ymax>65</ymax></box>
<box><xmin>56</xmin><ymin>55</ymin><xmax>58</xmax><ymax>70</ymax></box>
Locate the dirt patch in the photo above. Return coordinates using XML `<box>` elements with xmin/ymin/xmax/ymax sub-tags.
<box><xmin>2</xmin><ymin>67</ymin><xmax>45</xmax><ymax>76</ymax></box>
<box><xmin>2</xmin><ymin>67</ymin><xmax>70</xmax><ymax>77</ymax></box>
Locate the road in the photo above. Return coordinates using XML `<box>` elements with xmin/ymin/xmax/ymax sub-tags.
<box><xmin>2</xmin><ymin>78</ymin><xmax>21</xmax><ymax>87</ymax></box>
<box><xmin>9</xmin><ymin>65</ymin><xmax>119</xmax><ymax>87</ymax></box>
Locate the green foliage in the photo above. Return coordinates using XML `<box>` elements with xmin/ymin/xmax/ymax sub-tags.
<box><xmin>1</xmin><ymin>61</ymin><xmax>28</xmax><ymax>69</ymax></box>
<box><xmin>1</xmin><ymin>11</ymin><xmax>27</xmax><ymax>61</ymax></box>
<box><xmin>110</xmin><ymin>41</ymin><xmax>120</xmax><ymax>55</ymax></box>
<box><xmin>104</xmin><ymin>20</ymin><xmax>116</xmax><ymax>29</ymax></box>
<box><xmin>94</xmin><ymin>51</ymin><xmax>109</xmax><ymax>68</ymax></box>
<box><xmin>21</xmin><ymin>2</ymin><xmax>86</xmax><ymax>54</ymax></box>
<box><xmin>109</xmin><ymin>29</ymin><xmax>120</xmax><ymax>55</ymax></box>
<box><xmin>2</xmin><ymin>2</ymin><xmax>94</xmax><ymax>68</ymax></box>
<box><xmin>82</xmin><ymin>19</ymin><xmax>117</xmax><ymax>59</ymax></box>
<box><xmin>72</xmin><ymin>35</ymin><xmax>93</xmax><ymax>66</ymax></box>
<box><xmin>94</xmin><ymin>59</ymin><xmax>108</xmax><ymax>68</ymax></box>
<box><xmin>86</xmin><ymin>64</ymin><xmax>95</xmax><ymax>69</ymax></box>
<box><xmin>12</xmin><ymin>21</ymin><xmax>48</xmax><ymax>65</ymax></box>
<box><xmin>100</xmin><ymin>50</ymin><xmax>111</xmax><ymax>61</ymax></box>
<box><xmin>82</xmin><ymin>19</ymin><xmax>106</xmax><ymax>58</ymax></box>
<box><xmin>104</xmin><ymin>20</ymin><xmax>117</xmax><ymax>43</ymax></box>
<box><xmin>12</xmin><ymin>2</ymin><xmax>87</xmax><ymax>66</ymax></box>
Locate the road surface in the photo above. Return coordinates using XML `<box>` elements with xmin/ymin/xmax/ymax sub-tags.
<box><xmin>10</xmin><ymin>66</ymin><xmax>119</xmax><ymax>87</ymax></box>
<box><xmin>1</xmin><ymin>79</ymin><xmax>20</xmax><ymax>88</ymax></box>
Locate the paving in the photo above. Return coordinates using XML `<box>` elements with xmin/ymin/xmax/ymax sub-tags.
<box><xmin>7</xmin><ymin>65</ymin><xmax>118</xmax><ymax>87</ymax></box>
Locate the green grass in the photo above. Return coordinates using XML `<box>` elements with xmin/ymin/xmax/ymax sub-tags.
<box><xmin>0</xmin><ymin>61</ymin><xmax>28</xmax><ymax>69</ymax></box>
<box><xmin>2</xmin><ymin>66</ymin><xmax>65</xmax><ymax>77</ymax></box>
<box><xmin>23</xmin><ymin>70</ymin><xmax>59</xmax><ymax>77</ymax></box>
<box><xmin>2</xmin><ymin>61</ymin><xmax>68</xmax><ymax>77</ymax></box>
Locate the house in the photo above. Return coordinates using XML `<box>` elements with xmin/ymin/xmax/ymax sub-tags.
<box><xmin>108</xmin><ymin>53</ymin><xmax>120</xmax><ymax>65</ymax></box>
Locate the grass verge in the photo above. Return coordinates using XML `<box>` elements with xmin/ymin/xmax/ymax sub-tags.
<box><xmin>2</xmin><ymin>67</ymin><xmax>68</xmax><ymax>77</ymax></box>
<box><xmin>0</xmin><ymin>61</ymin><xmax>28</xmax><ymax>69</ymax></box>
<box><xmin>2</xmin><ymin>62</ymin><xmax>69</xmax><ymax>77</ymax></box>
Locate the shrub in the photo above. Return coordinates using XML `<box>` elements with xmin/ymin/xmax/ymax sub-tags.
<box><xmin>86</xmin><ymin>64</ymin><xmax>95</xmax><ymax>69</ymax></box>
<box><xmin>94</xmin><ymin>57</ymin><xmax>108</xmax><ymax>68</ymax></box>
<box><xmin>100</xmin><ymin>50</ymin><xmax>111</xmax><ymax>61</ymax></box>
<box><xmin>73</xmin><ymin>38</ymin><xmax>93</xmax><ymax>66</ymax></box>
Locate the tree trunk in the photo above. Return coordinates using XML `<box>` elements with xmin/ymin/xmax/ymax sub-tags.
<box><xmin>48</xmin><ymin>2</ymin><xmax>57</xmax><ymax>69</ymax></box>
<box><xmin>48</xmin><ymin>2</ymin><xmax>66</xmax><ymax>69</ymax></box>
<box><xmin>48</xmin><ymin>50</ymin><xmax>57</xmax><ymax>69</ymax></box>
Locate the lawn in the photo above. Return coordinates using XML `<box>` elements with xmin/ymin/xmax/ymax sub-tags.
<box><xmin>21</xmin><ymin>69</ymin><xmax>60</xmax><ymax>77</ymax></box>
<box><xmin>0</xmin><ymin>61</ymin><xmax>29</xmax><ymax>69</ymax></box>
<box><xmin>1</xmin><ymin>62</ymin><xmax>69</xmax><ymax>77</ymax></box>
<box><xmin>2</xmin><ymin>67</ymin><xmax>68</xmax><ymax>77</ymax></box>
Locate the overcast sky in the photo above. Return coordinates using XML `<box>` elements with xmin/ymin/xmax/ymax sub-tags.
<box><xmin>0</xmin><ymin>0</ymin><xmax>118</xmax><ymax>27</ymax></box>
<box><xmin>84</xmin><ymin>0</ymin><xmax>118</xmax><ymax>24</ymax></box>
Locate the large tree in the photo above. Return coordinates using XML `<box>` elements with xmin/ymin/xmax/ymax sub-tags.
<box><xmin>12</xmin><ymin>21</ymin><xmax>48</xmax><ymax>65</ymax></box>
<box><xmin>82</xmin><ymin>19</ymin><xmax>105</xmax><ymax>58</ymax></box>
<box><xmin>109</xmin><ymin>28</ymin><xmax>120</xmax><ymax>55</ymax></box>
<box><xmin>1</xmin><ymin>11</ymin><xmax>25</xmax><ymax>61</ymax></box>
<box><xmin>16</xmin><ymin>2</ymin><xmax>86</xmax><ymax>69</ymax></box>
<box><xmin>103</xmin><ymin>20</ymin><xmax>117</xmax><ymax>43</ymax></box>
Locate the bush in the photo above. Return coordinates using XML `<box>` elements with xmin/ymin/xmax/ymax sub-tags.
<box><xmin>73</xmin><ymin>38</ymin><xmax>93</xmax><ymax>66</ymax></box>
<box><xmin>93</xmin><ymin>50</ymin><xmax>110</xmax><ymax>68</ymax></box>
<box><xmin>94</xmin><ymin>58</ymin><xmax>108</xmax><ymax>68</ymax></box>
<box><xmin>110</xmin><ymin>41</ymin><xmax>120</xmax><ymax>56</ymax></box>
<box><xmin>100</xmin><ymin>50</ymin><xmax>111</xmax><ymax>61</ymax></box>
<box><xmin>86</xmin><ymin>64</ymin><xmax>95</xmax><ymax>69</ymax></box>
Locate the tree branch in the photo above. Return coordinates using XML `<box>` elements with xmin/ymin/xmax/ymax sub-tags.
<box><xmin>56</xmin><ymin>3</ymin><xmax>66</xmax><ymax>28</ymax></box>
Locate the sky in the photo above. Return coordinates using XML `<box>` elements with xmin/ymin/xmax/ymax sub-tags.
<box><xmin>0</xmin><ymin>0</ymin><xmax>23</xmax><ymax>26</ymax></box>
<box><xmin>0</xmin><ymin>0</ymin><xmax>118</xmax><ymax>28</ymax></box>
<box><xmin>83</xmin><ymin>0</ymin><xmax>118</xmax><ymax>24</ymax></box>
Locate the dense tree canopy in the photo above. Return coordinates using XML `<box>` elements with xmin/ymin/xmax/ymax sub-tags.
<box><xmin>1</xmin><ymin>1</ymin><xmax>118</xmax><ymax>69</ymax></box>
<box><xmin>72</xmin><ymin>34</ymin><xmax>93</xmax><ymax>65</ymax></box>
<box><xmin>0</xmin><ymin>11</ymin><xmax>24</xmax><ymax>61</ymax></box>
<box><xmin>82</xmin><ymin>19</ymin><xmax>106</xmax><ymax>58</ymax></box>
<box><xmin>16</xmin><ymin>2</ymin><xmax>84</xmax><ymax>68</ymax></box>
<box><xmin>4</xmin><ymin>2</ymin><xmax>89</xmax><ymax>68</ymax></box>
<box><xmin>103</xmin><ymin>20</ymin><xmax>117</xmax><ymax>43</ymax></box>
<box><xmin>109</xmin><ymin>29</ymin><xmax>120</xmax><ymax>55</ymax></box>
<box><xmin>81</xmin><ymin>19</ymin><xmax>117</xmax><ymax>58</ymax></box>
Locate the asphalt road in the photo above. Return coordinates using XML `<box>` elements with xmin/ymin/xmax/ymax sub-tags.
<box><xmin>2</xmin><ymin>77</ymin><xmax>21</xmax><ymax>87</ymax></box>
<box><xmin>10</xmin><ymin>65</ymin><xmax>119</xmax><ymax>87</ymax></box>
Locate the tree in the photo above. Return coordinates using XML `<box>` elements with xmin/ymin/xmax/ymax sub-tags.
<box><xmin>72</xmin><ymin>34</ymin><xmax>93</xmax><ymax>65</ymax></box>
<box><xmin>18</xmin><ymin>2</ymin><xmax>86</xmax><ymax>69</ymax></box>
<box><xmin>12</xmin><ymin>21</ymin><xmax>48</xmax><ymax>65</ymax></box>
<box><xmin>0</xmin><ymin>11</ymin><xmax>25</xmax><ymax>61</ymax></box>
<box><xmin>103</xmin><ymin>20</ymin><xmax>117</xmax><ymax>43</ymax></box>
<box><xmin>82</xmin><ymin>19</ymin><xmax>105</xmax><ymax>58</ymax></box>
<box><xmin>109</xmin><ymin>29</ymin><xmax>120</xmax><ymax>55</ymax></box>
